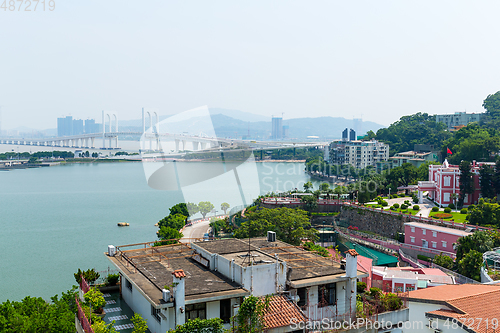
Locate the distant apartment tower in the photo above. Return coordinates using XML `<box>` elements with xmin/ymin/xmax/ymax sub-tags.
<box><xmin>327</xmin><ymin>139</ymin><xmax>389</xmax><ymax>169</ymax></box>
<box><xmin>57</xmin><ymin>116</ymin><xmax>99</xmax><ymax>137</ymax></box>
<box><xmin>349</xmin><ymin>129</ymin><xmax>356</xmax><ymax>141</ymax></box>
<box><xmin>341</xmin><ymin>128</ymin><xmax>356</xmax><ymax>141</ymax></box>
<box><xmin>342</xmin><ymin>128</ymin><xmax>348</xmax><ymax>140</ymax></box>
<box><xmin>271</xmin><ymin>117</ymin><xmax>283</xmax><ymax>139</ymax></box>
<box><xmin>435</xmin><ymin>112</ymin><xmax>482</xmax><ymax>130</ymax></box>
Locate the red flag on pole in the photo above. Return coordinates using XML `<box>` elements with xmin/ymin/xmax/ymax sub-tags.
<box><xmin>447</xmin><ymin>148</ymin><xmax>452</xmax><ymax>155</ymax></box>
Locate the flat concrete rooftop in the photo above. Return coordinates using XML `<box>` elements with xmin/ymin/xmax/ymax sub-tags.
<box><xmin>106</xmin><ymin>242</ymin><xmax>248</xmax><ymax>306</ymax></box>
<box><xmin>194</xmin><ymin>238</ymin><xmax>345</xmax><ymax>281</ymax></box>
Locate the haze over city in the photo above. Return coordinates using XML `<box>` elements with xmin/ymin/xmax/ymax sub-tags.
<box><xmin>1</xmin><ymin>0</ymin><xmax>500</xmax><ymax>130</ymax></box>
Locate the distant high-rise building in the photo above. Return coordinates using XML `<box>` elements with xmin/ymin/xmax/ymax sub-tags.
<box><xmin>73</xmin><ymin>119</ymin><xmax>84</xmax><ymax>135</ymax></box>
<box><xmin>353</xmin><ymin>118</ymin><xmax>362</xmax><ymax>136</ymax></box>
<box><xmin>349</xmin><ymin>129</ymin><xmax>356</xmax><ymax>141</ymax></box>
<box><xmin>342</xmin><ymin>128</ymin><xmax>348</xmax><ymax>141</ymax></box>
<box><xmin>282</xmin><ymin>125</ymin><xmax>289</xmax><ymax>138</ymax></box>
<box><xmin>57</xmin><ymin>116</ymin><xmax>73</xmax><ymax>137</ymax></box>
<box><xmin>271</xmin><ymin>117</ymin><xmax>283</xmax><ymax>139</ymax></box>
<box><xmin>84</xmin><ymin>119</ymin><xmax>99</xmax><ymax>134</ymax></box>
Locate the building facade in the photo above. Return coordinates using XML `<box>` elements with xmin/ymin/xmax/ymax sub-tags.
<box><xmin>271</xmin><ymin>117</ymin><xmax>283</xmax><ymax>140</ymax></box>
<box><xmin>327</xmin><ymin>139</ymin><xmax>389</xmax><ymax>169</ymax></box>
<box><xmin>417</xmin><ymin>160</ymin><xmax>486</xmax><ymax>207</ymax></box>
<box><xmin>435</xmin><ymin>111</ymin><xmax>482</xmax><ymax>130</ymax></box>
<box><xmin>404</xmin><ymin>222</ymin><xmax>471</xmax><ymax>254</ymax></box>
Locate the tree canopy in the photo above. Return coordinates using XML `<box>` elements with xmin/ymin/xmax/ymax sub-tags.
<box><xmin>198</xmin><ymin>201</ymin><xmax>215</xmax><ymax>219</ymax></box>
<box><xmin>234</xmin><ymin>207</ymin><xmax>318</xmax><ymax>245</ymax></box>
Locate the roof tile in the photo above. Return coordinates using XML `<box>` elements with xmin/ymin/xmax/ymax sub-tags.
<box><xmin>261</xmin><ymin>295</ymin><xmax>307</xmax><ymax>329</ymax></box>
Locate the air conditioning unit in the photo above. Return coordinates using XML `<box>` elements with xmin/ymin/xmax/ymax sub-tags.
<box><xmin>108</xmin><ymin>245</ymin><xmax>116</xmax><ymax>257</ymax></box>
<box><xmin>162</xmin><ymin>289</ymin><xmax>171</xmax><ymax>302</ymax></box>
<box><xmin>267</xmin><ymin>231</ymin><xmax>276</xmax><ymax>242</ymax></box>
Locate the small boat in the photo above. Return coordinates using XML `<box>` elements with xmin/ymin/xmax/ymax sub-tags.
<box><xmin>117</xmin><ymin>222</ymin><xmax>130</xmax><ymax>227</ymax></box>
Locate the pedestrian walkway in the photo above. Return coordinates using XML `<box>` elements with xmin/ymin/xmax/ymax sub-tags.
<box><xmin>102</xmin><ymin>292</ymin><xmax>151</xmax><ymax>333</ymax></box>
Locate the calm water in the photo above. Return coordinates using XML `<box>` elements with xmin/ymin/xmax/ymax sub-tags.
<box><xmin>0</xmin><ymin>161</ymin><xmax>318</xmax><ymax>302</ymax></box>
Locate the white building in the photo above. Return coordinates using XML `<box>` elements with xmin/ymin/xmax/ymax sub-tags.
<box><xmin>435</xmin><ymin>112</ymin><xmax>482</xmax><ymax>130</ymax></box>
<box><xmin>327</xmin><ymin>139</ymin><xmax>389</xmax><ymax>169</ymax></box>
<box><xmin>105</xmin><ymin>236</ymin><xmax>367</xmax><ymax>332</ymax></box>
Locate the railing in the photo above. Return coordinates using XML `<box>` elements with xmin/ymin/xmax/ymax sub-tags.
<box><xmin>76</xmin><ymin>296</ymin><xmax>94</xmax><ymax>333</ymax></box>
<box><xmin>430</xmin><ymin>262</ymin><xmax>480</xmax><ymax>285</ymax></box>
<box><xmin>400</xmin><ymin>243</ymin><xmax>456</xmax><ymax>259</ymax></box>
<box><xmin>399</xmin><ymin>249</ymin><xmax>426</xmax><ymax>269</ymax></box>
<box><xmin>80</xmin><ymin>275</ymin><xmax>90</xmax><ymax>294</ymax></box>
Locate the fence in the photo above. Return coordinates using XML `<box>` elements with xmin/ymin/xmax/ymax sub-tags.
<box><xmin>430</xmin><ymin>262</ymin><xmax>480</xmax><ymax>284</ymax></box>
<box><xmin>76</xmin><ymin>295</ymin><xmax>94</xmax><ymax>333</ymax></box>
<box><xmin>80</xmin><ymin>275</ymin><xmax>90</xmax><ymax>294</ymax></box>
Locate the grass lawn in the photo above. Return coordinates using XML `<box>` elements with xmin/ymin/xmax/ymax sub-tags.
<box><xmin>429</xmin><ymin>211</ymin><xmax>468</xmax><ymax>224</ymax></box>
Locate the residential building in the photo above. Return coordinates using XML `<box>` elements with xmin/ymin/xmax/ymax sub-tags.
<box><xmin>371</xmin><ymin>266</ymin><xmax>454</xmax><ymax>293</ymax></box>
<box><xmin>57</xmin><ymin>116</ymin><xmax>73</xmax><ymax>137</ymax></box>
<box><xmin>105</xmin><ymin>237</ymin><xmax>366</xmax><ymax>332</ymax></box>
<box><xmin>404</xmin><ymin>222</ymin><xmax>471</xmax><ymax>254</ymax></box>
<box><xmin>389</xmin><ymin>151</ymin><xmax>439</xmax><ymax>168</ymax></box>
<box><xmin>271</xmin><ymin>117</ymin><xmax>283</xmax><ymax>140</ymax></box>
<box><xmin>57</xmin><ymin>116</ymin><xmax>97</xmax><ymax>137</ymax></box>
<box><xmin>435</xmin><ymin>111</ymin><xmax>482</xmax><ymax>130</ymax></box>
<box><xmin>327</xmin><ymin>139</ymin><xmax>389</xmax><ymax>169</ymax></box>
<box><xmin>342</xmin><ymin>128</ymin><xmax>348</xmax><ymax>140</ymax></box>
<box><xmin>349</xmin><ymin>129</ymin><xmax>356</xmax><ymax>141</ymax></box>
<box><xmin>407</xmin><ymin>284</ymin><xmax>500</xmax><ymax>333</ymax></box>
<box><xmin>417</xmin><ymin>160</ymin><xmax>488</xmax><ymax>207</ymax></box>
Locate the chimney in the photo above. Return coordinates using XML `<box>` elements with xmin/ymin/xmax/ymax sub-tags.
<box><xmin>172</xmin><ymin>269</ymin><xmax>186</xmax><ymax>326</ymax></box>
<box><xmin>345</xmin><ymin>249</ymin><xmax>358</xmax><ymax>278</ymax></box>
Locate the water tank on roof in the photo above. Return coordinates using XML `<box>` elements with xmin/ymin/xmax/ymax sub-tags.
<box><xmin>267</xmin><ymin>231</ymin><xmax>276</xmax><ymax>242</ymax></box>
<box><xmin>108</xmin><ymin>245</ymin><xmax>116</xmax><ymax>257</ymax></box>
<box><xmin>162</xmin><ymin>289</ymin><xmax>171</xmax><ymax>302</ymax></box>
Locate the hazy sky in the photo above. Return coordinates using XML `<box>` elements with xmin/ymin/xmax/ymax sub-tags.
<box><xmin>1</xmin><ymin>0</ymin><xmax>500</xmax><ymax>130</ymax></box>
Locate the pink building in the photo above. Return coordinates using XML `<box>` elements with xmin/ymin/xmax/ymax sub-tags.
<box><xmin>417</xmin><ymin>159</ymin><xmax>487</xmax><ymax>207</ymax></box>
<box><xmin>404</xmin><ymin>222</ymin><xmax>471</xmax><ymax>254</ymax></box>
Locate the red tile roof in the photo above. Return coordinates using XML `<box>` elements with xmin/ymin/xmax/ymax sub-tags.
<box><xmin>261</xmin><ymin>295</ymin><xmax>307</xmax><ymax>329</ymax></box>
<box><xmin>172</xmin><ymin>269</ymin><xmax>186</xmax><ymax>278</ymax></box>
<box><xmin>409</xmin><ymin>284</ymin><xmax>500</xmax><ymax>333</ymax></box>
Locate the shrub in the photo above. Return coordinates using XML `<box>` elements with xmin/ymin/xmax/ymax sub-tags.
<box><xmin>382</xmin><ymin>293</ymin><xmax>403</xmax><ymax>311</ymax></box>
<box><xmin>381</xmin><ymin>201</ymin><xmax>388</xmax><ymax>207</ymax></box>
<box><xmin>404</xmin><ymin>200</ymin><xmax>410</xmax><ymax>205</ymax></box>
<box><xmin>417</xmin><ymin>254</ymin><xmax>431</xmax><ymax>262</ymax></box>
<box><xmin>468</xmin><ymin>204</ymin><xmax>475</xmax><ymax>211</ymax></box>
<box><xmin>400</xmin><ymin>204</ymin><xmax>407</xmax><ymax>210</ymax></box>
<box><xmin>369</xmin><ymin>287</ymin><xmax>382</xmax><ymax>298</ymax></box>
<box><xmin>460</xmin><ymin>208</ymin><xmax>467</xmax><ymax>214</ymax></box>
<box><xmin>357</xmin><ymin>282</ymin><xmax>367</xmax><ymax>294</ymax></box>
<box><xmin>444</xmin><ymin>207</ymin><xmax>452</xmax><ymax>213</ymax></box>
<box><xmin>393</xmin><ymin>203</ymin><xmax>399</xmax><ymax>209</ymax></box>
<box><xmin>105</xmin><ymin>273</ymin><xmax>120</xmax><ymax>286</ymax></box>
<box><xmin>398</xmin><ymin>193</ymin><xmax>405</xmax><ymax>197</ymax></box>
<box><xmin>84</xmin><ymin>287</ymin><xmax>106</xmax><ymax>312</ymax></box>
<box><xmin>448</xmin><ymin>203</ymin><xmax>455</xmax><ymax>209</ymax></box>
<box><xmin>432</xmin><ymin>207</ymin><xmax>439</xmax><ymax>212</ymax></box>
<box><xmin>413</xmin><ymin>195</ymin><xmax>419</xmax><ymax>203</ymax></box>
<box><xmin>413</xmin><ymin>205</ymin><xmax>420</xmax><ymax>210</ymax></box>
<box><xmin>433</xmin><ymin>213</ymin><xmax>453</xmax><ymax>219</ymax></box>
<box><xmin>390</xmin><ymin>205</ymin><xmax>396</xmax><ymax>210</ymax></box>
<box><xmin>391</xmin><ymin>194</ymin><xmax>398</xmax><ymax>199</ymax></box>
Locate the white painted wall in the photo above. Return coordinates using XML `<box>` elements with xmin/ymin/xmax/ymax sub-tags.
<box><xmin>406</xmin><ymin>301</ymin><xmax>461</xmax><ymax>333</ymax></box>
<box><xmin>207</xmin><ymin>300</ymin><xmax>220</xmax><ymax>319</ymax></box>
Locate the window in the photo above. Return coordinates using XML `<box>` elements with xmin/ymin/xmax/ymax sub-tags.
<box><xmin>432</xmin><ymin>242</ymin><xmax>437</xmax><ymax>248</ymax></box>
<box><xmin>444</xmin><ymin>176</ymin><xmax>451</xmax><ymax>187</ymax></box>
<box><xmin>442</xmin><ymin>241</ymin><xmax>447</xmax><ymax>248</ymax></box>
<box><xmin>422</xmin><ymin>229</ymin><xmax>426</xmax><ymax>235</ymax></box>
<box><xmin>318</xmin><ymin>283</ymin><xmax>336</xmax><ymax>307</ymax></box>
<box><xmin>297</xmin><ymin>288</ymin><xmax>307</xmax><ymax>307</ymax></box>
<box><xmin>220</xmin><ymin>299</ymin><xmax>231</xmax><ymax>324</ymax></box>
<box><xmin>410</xmin><ymin>236</ymin><xmax>415</xmax><ymax>243</ymax></box>
<box><xmin>444</xmin><ymin>193</ymin><xmax>450</xmax><ymax>202</ymax></box>
<box><xmin>410</xmin><ymin>227</ymin><xmax>415</xmax><ymax>233</ymax></box>
<box><xmin>151</xmin><ymin>305</ymin><xmax>161</xmax><ymax>322</ymax></box>
<box><xmin>125</xmin><ymin>279</ymin><xmax>132</xmax><ymax>292</ymax></box>
<box><xmin>432</xmin><ymin>231</ymin><xmax>437</xmax><ymax>237</ymax></box>
<box><xmin>186</xmin><ymin>303</ymin><xmax>206</xmax><ymax>321</ymax></box>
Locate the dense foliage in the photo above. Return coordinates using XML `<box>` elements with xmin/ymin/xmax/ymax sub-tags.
<box><xmin>168</xmin><ymin>318</ymin><xmax>225</xmax><ymax>333</ymax></box>
<box><xmin>234</xmin><ymin>207</ymin><xmax>318</xmax><ymax>245</ymax></box>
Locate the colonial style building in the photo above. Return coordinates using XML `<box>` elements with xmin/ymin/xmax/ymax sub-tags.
<box><xmin>417</xmin><ymin>160</ymin><xmax>487</xmax><ymax>207</ymax></box>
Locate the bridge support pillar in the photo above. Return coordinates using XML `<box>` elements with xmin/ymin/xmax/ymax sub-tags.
<box><xmin>175</xmin><ymin>139</ymin><xmax>180</xmax><ymax>152</ymax></box>
<box><xmin>200</xmin><ymin>142</ymin><xmax>206</xmax><ymax>150</ymax></box>
<box><xmin>193</xmin><ymin>141</ymin><xmax>199</xmax><ymax>151</ymax></box>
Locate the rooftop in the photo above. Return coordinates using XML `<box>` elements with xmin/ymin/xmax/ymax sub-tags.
<box><xmin>106</xmin><ymin>242</ymin><xmax>249</xmax><ymax>306</ymax></box>
<box><xmin>262</xmin><ymin>295</ymin><xmax>307</xmax><ymax>329</ymax></box>
<box><xmin>409</xmin><ymin>284</ymin><xmax>500</xmax><ymax>333</ymax></box>
<box><xmin>405</xmin><ymin>222</ymin><xmax>472</xmax><ymax>237</ymax></box>
<box><xmin>194</xmin><ymin>238</ymin><xmax>346</xmax><ymax>281</ymax></box>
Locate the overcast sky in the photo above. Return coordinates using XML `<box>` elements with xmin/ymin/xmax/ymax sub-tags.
<box><xmin>1</xmin><ymin>0</ymin><xmax>500</xmax><ymax>130</ymax></box>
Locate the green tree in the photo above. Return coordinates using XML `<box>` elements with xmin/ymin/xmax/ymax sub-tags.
<box><xmin>386</xmin><ymin>163</ymin><xmax>417</xmax><ymax>188</ymax></box>
<box><xmin>131</xmin><ymin>313</ymin><xmax>148</xmax><ymax>333</ymax></box>
<box><xmin>169</xmin><ymin>318</ymin><xmax>224</xmax><ymax>333</ymax></box>
<box><xmin>187</xmin><ymin>202</ymin><xmax>199</xmax><ymax>217</ymax></box>
<box><xmin>233</xmin><ymin>295</ymin><xmax>270</xmax><ymax>333</ymax></box>
<box><xmin>156</xmin><ymin>226</ymin><xmax>183</xmax><ymax>245</ymax></box>
<box><xmin>234</xmin><ymin>207</ymin><xmax>318</xmax><ymax>245</ymax></box>
<box><xmin>303</xmin><ymin>181</ymin><xmax>313</xmax><ymax>192</ymax></box>
<box><xmin>458</xmin><ymin>161</ymin><xmax>474</xmax><ymax>209</ymax></box>
<box><xmin>457</xmin><ymin>250</ymin><xmax>483</xmax><ymax>281</ymax></box>
<box><xmin>91</xmin><ymin>321</ymin><xmax>117</xmax><ymax>333</ymax></box>
<box><xmin>320</xmin><ymin>183</ymin><xmax>330</xmax><ymax>192</ymax></box>
<box><xmin>221</xmin><ymin>202</ymin><xmax>230</xmax><ymax>214</ymax></box>
<box><xmin>455</xmin><ymin>230</ymin><xmax>493</xmax><ymax>261</ymax></box>
<box><xmin>84</xmin><ymin>287</ymin><xmax>106</xmax><ymax>313</ymax></box>
<box><xmin>198</xmin><ymin>201</ymin><xmax>215</xmax><ymax>219</ymax></box>
<box><xmin>169</xmin><ymin>203</ymin><xmax>189</xmax><ymax>217</ymax></box>
<box><xmin>481</xmin><ymin>91</ymin><xmax>500</xmax><ymax>129</ymax></box>
<box><xmin>479</xmin><ymin>164</ymin><xmax>496</xmax><ymax>199</ymax></box>
<box><xmin>433</xmin><ymin>254</ymin><xmax>454</xmax><ymax>270</ymax></box>
<box><xmin>74</xmin><ymin>268</ymin><xmax>100</xmax><ymax>285</ymax></box>
<box><xmin>494</xmin><ymin>160</ymin><xmax>500</xmax><ymax>199</ymax></box>
<box><xmin>158</xmin><ymin>213</ymin><xmax>187</xmax><ymax>231</ymax></box>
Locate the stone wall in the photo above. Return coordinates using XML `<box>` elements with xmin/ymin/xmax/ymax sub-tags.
<box><xmin>337</xmin><ymin>206</ymin><xmax>411</xmax><ymax>238</ymax></box>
